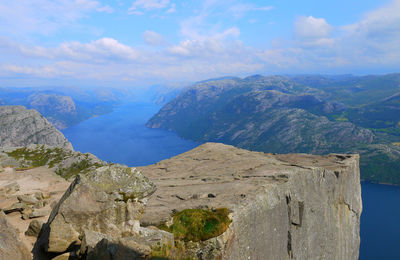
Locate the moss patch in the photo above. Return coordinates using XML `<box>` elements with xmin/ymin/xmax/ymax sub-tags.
<box><xmin>56</xmin><ymin>159</ymin><xmax>102</xmax><ymax>179</ymax></box>
<box><xmin>6</xmin><ymin>146</ymin><xmax>103</xmax><ymax>179</ymax></box>
<box><xmin>160</xmin><ymin>208</ymin><xmax>231</xmax><ymax>242</ymax></box>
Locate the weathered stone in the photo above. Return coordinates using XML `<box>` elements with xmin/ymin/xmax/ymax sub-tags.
<box><xmin>36</xmin><ymin>164</ymin><xmax>156</xmax><ymax>255</ymax></box>
<box><xmin>22</xmin><ymin>207</ymin><xmax>33</xmax><ymax>220</ymax></box>
<box><xmin>18</xmin><ymin>193</ymin><xmax>40</xmax><ymax>204</ymax></box>
<box><xmin>25</xmin><ymin>219</ymin><xmax>44</xmax><ymax>237</ymax></box>
<box><xmin>29</xmin><ymin>208</ymin><xmax>50</xmax><ymax>219</ymax></box>
<box><xmin>0</xmin><ymin>211</ymin><xmax>31</xmax><ymax>260</ymax></box>
<box><xmin>138</xmin><ymin>143</ymin><xmax>362</xmax><ymax>260</ymax></box>
<box><xmin>87</xmin><ymin>237</ymin><xmax>152</xmax><ymax>260</ymax></box>
<box><xmin>3</xmin><ymin>202</ymin><xmax>27</xmax><ymax>214</ymax></box>
<box><xmin>0</xmin><ymin>181</ymin><xmax>20</xmax><ymax>195</ymax></box>
<box><xmin>80</xmin><ymin>229</ymin><xmax>110</xmax><ymax>256</ymax></box>
<box><xmin>0</xmin><ymin>105</ymin><xmax>73</xmax><ymax>149</ymax></box>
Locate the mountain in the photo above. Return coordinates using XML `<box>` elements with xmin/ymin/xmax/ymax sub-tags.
<box><xmin>147</xmin><ymin>74</ymin><xmax>400</xmax><ymax>184</ymax></box>
<box><xmin>0</xmin><ymin>87</ymin><xmax>124</xmax><ymax>129</ymax></box>
<box><xmin>0</xmin><ymin>106</ymin><xmax>72</xmax><ymax>149</ymax></box>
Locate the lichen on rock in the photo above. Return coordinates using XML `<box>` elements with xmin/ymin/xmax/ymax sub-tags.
<box><xmin>34</xmin><ymin>164</ymin><xmax>157</xmax><ymax>257</ymax></box>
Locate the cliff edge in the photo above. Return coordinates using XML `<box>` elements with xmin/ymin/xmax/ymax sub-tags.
<box><xmin>0</xmin><ymin>106</ymin><xmax>72</xmax><ymax>150</ymax></box>
<box><xmin>138</xmin><ymin>143</ymin><xmax>362</xmax><ymax>259</ymax></box>
<box><xmin>2</xmin><ymin>142</ymin><xmax>362</xmax><ymax>259</ymax></box>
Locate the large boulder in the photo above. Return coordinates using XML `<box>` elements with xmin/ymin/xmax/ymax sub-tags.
<box><xmin>0</xmin><ymin>211</ymin><xmax>31</xmax><ymax>260</ymax></box>
<box><xmin>35</xmin><ymin>164</ymin><xmax>157</xmax><ymax>256</ymax></box>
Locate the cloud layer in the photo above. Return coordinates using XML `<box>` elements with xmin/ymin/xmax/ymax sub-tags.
<box><xmin>0</xmin><ymin>0</ymin><xmax>399</xmax><ymax>86</ymax></box>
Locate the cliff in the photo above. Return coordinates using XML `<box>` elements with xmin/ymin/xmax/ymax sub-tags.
<box><xmin>0</xmin><ymin>106</ymin><xmax>72</xmax><ymax>150</ymax></box>
<box><xmin>146</xmin><ymin>74</ymin><xmax>400</xmax><ymax>185</ymax></box>
<box><xmin>138</xmin><ymin>143</ymin><xmax>362</xmax><ymax>259</ymax></box>
<box><xmin>25</xmin><ymin>143</ymin><xmax>361</xmax><ymax>259</ymax></box>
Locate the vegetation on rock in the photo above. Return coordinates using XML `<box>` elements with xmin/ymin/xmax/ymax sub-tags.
<box><xmin>160</xmin><ymin>208</ymin><xmax>231</xmax><ymax>242</ymax></box>
<box><xmin>4</xmin><ymin>145</ymin><xmax>105</xmax><ymax>179</ymax></box>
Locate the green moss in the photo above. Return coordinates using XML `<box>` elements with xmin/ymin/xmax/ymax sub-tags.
<box><xmin>56</xmin><ymin>160</ymin><xmax>102</xmax><ymax>179</ymax></box>
<box><xmin>6</xmin><ymin>146</ymin><xmax>104</xmax><ymax>179</ymax></box>
<box><xmin>6</xmin><ymin>145</ymin><xmax>70</xmax><ymax>168</ymax></box>
<box><xmin>159</xmin><ymin>208</ymin><xmax>231</xmax><ymax>242</ymax></box>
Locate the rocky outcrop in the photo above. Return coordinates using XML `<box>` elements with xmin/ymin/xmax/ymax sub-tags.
<box><xmin>32</xmin><ymin>143</ymin><xmax>362</xmax><ymax>259</ymax></box>
<box><xmin>0</xmin><ymin>211</ymin><xmax>31</xmax><ymax>260</ymax></box>
<box><xmin>137</xmin><ymin>143</ymin><xmax>362</xmax><ymax>259</ymax></box>
<box><xmin>0</xmin><ymin>144</ymin><xmax>106</xmax><ymax>180</ymax></box>
<box><xmin>0</xmin><ymin>106</ymin><xmax>72</xmax><ymax>149</ymax></box>
<box><xmin>34</xmin><ymin>164</ymin><xmax>163</xmax><ymax>258</ymax></box>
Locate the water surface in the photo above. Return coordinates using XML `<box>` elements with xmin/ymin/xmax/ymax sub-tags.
<box><xmin>360</xmin><ymin>182</ymin><xmax>400</xmax><ymax>259</ymax></box>
<box><xmin>62</xmin><ymin>102</ymin><xmax>199</xmax><ymax>166</ymax></box>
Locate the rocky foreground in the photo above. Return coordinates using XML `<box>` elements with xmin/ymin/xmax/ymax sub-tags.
<box><xmin>0</xmin><ymin>143</ymin><xmax>361</xmax><ymax>260</ymax></box>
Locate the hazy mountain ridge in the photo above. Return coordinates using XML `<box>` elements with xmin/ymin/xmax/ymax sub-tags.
<box><xmin>0</xmin><ymin>87</ymin><xmax>125</xmax><ymax>129</ymax></box>
<box><xmin>147</xmin><ymin>73</ymin><xmax>400</xmax><ymax>184</ymax></box>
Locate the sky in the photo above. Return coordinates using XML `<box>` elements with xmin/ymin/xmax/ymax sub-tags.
<box><xmin>0</xmin><ymin>0</ymin><xmax>399</xmax><ymax>87</ymax></box>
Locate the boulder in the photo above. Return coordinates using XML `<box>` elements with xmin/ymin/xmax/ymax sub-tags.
<box><xmin>18</xmin><ymin>193</ymin><xmax>40</xmax><ymax>205</ymax></box>
<box><xmin>29</xmin><ymin>208</ymin><xmax>50</xmax><ymax>219</ymax></box>
<box><xmin>0</xmin><ymin>181</ymin><xmax>20</xmax><ymax>195</ymax></box>
<box><xmin>3</xmin><ymin>202</ymin><xmax>27</xmax><ymax>214</ymax></box>
<box><xmin>25</xmin><ymin>219</ymin><xmax>44</xmax><ymax>237</ymax></box>
<box><xmin>35</xmin><ymin>164</ymin><xmax>156</xmax><ymax>255</ymax></box>
<box><xmin>0</xmin><ymin>211</ymin><xmax>31</xmax><ymax>260</ymax></box>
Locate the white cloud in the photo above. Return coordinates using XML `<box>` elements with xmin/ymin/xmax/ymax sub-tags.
<box><xmin>142</xmin><ymin>31</ymin><xmax>166</xmax><ymax>46</ymax></box>
<box><xmin>0</xmin><ymin>0</ymin><xmax>113</xmax><ymax>36</ymax></box>
<box><xmin>1</xmin><ymin>37</ymin><xmax>138</xmax><ymax>63</ymax></box>
<box><xmin>294</xmin><ymin>16</ymin><xmax>332</xmax><ymax>39</ymax></box>
<box><xmin>1</xmin><ymin>1</ymin><xmax>400</xmax><ymax>85</ymax></box>
<box><xmin>96</xmin><ymin>5</ymin><xmax>115</xmax><ymax>13</ymax></box>
<box><xmin>228</xmin><ymin>4</ymin><xmax>274</xmax><ymax>18</ymax></box>
<box><xmin>292</xmin><ymin>16</ymin><xmax>334</xmax><ymax>48</ymax></box>
<box><xmin>166</xmin><ymin>3</ymin><xmax>176</xmax><ymax>13</ymax></box>
<box><xmin>128</xmin><ymin>0</ymin><xmax>175</xmax><ymax>14</ymax></box>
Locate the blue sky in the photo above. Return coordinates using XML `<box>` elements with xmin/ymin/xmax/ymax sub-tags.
<box><xmin>0</xmin><ymin>0</ymin><xmax>399</xmax><ymax>87</ymax></box>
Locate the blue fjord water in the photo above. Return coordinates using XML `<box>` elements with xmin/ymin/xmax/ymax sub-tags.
<box><xmin>62</xmin><ymin>102</ymin><xmax>400</xmax><ymax>260</ymax></box>
<box><xmin>63</xmin><ymin>102</ymin><xmax>198</xmax><ymax>166</ymax></box>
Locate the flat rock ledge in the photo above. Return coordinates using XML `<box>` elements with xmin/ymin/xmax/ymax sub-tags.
<box><xmin>28</xmin><ymin>142</ymin><xmax>361</xmax><ymax>260</ymax></box>
<box><xmin>138</xmin><ymin>143</ymin><xmax>362</xmax><ymax>260</ymax></box>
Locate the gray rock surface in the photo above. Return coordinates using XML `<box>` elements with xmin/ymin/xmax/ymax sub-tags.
<box><xmin>25</xmin><ymin>220</ymin><xmax>44</xmax><ymax>237</ymax></box>
<box><xmin>0</xmin><ymin>211</ymin><xmax>31</xmax><ymax>260</ymax></box>
<box><xmin>138</xmin><ymin>143</ymin><xmax>362</xmax><ymax>260</ymax></box>
<box><xmin>35</xmin><ymin>164</ymin><xmax>157</xmax><ymax>256</ymax></box>
<box><xmin>0</xmin><ymin>105</ymin><xmax>72</xmax><ymax>149</ymax></box>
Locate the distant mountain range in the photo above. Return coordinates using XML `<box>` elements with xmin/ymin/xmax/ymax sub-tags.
<box><xmin>147</xmin><ymin>73</ymin><xmax>400</xmax><ymax>185</ymax></box>
<box><xmin>0</xmin><ymin>84</ymin><xmax>183</xmax><ymax>130</ymax></box>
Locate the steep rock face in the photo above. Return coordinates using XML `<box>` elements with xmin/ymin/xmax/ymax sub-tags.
<box><xmin>138</xmin><ymin>143</ymin><xmax>362</xmax><ymax>259</ymax></box>
<box><xmin>146</xmin><ymin>81</ymin><xmax>373</xmax><ymax>154</ymax></box>
<box><xmin>0</xmin><ymin>106</ymin><xmax>72</xmax><ymax>149</ymax></box>
<box><xmin>28</xmin><ymin>93</ymin><xmax>77</xmax><ymax>129</ymax></box>
<box><xmin>0</xmin><ymin>211</ymin><xmax>31</xmax><ymax>260</ymax></box>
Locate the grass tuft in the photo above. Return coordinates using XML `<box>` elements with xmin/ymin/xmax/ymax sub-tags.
<box><xmin>159</xmin><ymin>208</ymin><xmax>231</xmax><ymax>242</ymax></box>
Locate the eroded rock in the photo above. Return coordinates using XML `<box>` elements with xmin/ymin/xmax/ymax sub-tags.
<box><xmin>0</xmin><ymin>211</ymin><xmax>31</xmax><ymax>260</ymax></box>
<box><xmin>35</xmin><ymin>164</ymin><xmax>156</xmax><ymax>256</ymax></box>
<box><xmin>25</xmin><ymin>219</ymin><xmax>43</xmax><ymax>237</ymax></box>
